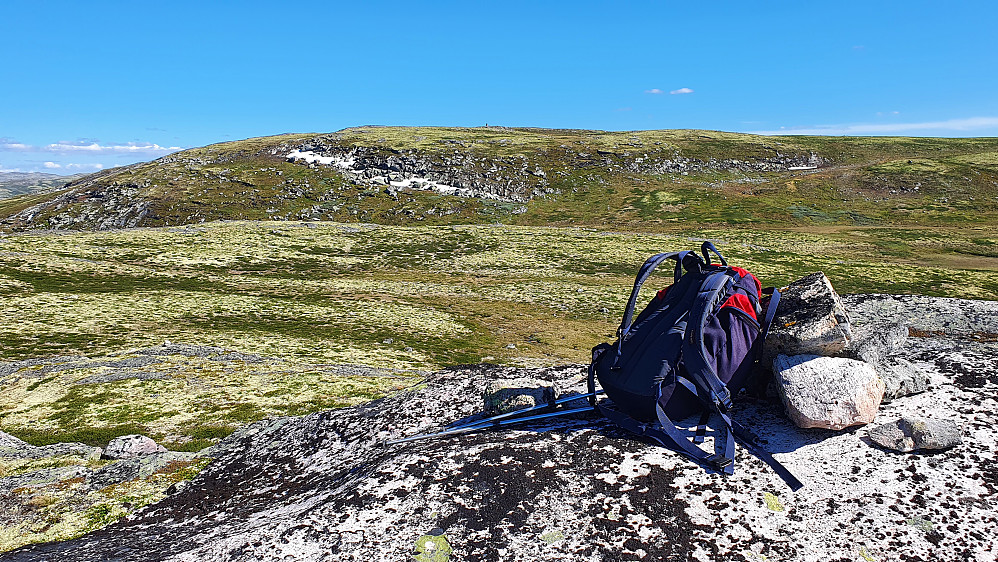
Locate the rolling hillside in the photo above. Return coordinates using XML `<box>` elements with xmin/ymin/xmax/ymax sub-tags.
<box><xmin>2</xmin><ymin>126</ymin><xmax>997</xmax><ymax>232</ymax></box>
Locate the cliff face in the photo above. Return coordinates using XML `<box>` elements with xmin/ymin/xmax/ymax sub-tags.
<box><xmin>5</xmin><ymin>294</ymin><xmax>996</xmax><ymax>562</ymax></box>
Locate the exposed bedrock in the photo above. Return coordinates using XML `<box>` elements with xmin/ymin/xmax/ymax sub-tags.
<box><xmin>4</xmin><ymin>294</ymin><xmax>996</xmax><ymax>562</ymax></box>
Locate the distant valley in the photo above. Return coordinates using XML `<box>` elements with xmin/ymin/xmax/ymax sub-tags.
<box><xmin>0</xmin><ymin>172</ymin><xmax>85</xmax><ymax>201</ymax></box>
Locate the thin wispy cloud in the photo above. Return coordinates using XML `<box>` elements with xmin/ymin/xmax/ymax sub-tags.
<box><xmin>1</xmin><ymin>140</ymin><xmax>182</xmax><ymax>155</ymax></box>
<box><xmin>749</xmin><ymin>116</ymin><xmax>998</xmax><ymax>136</ymax></box>
<box><xmin>669</xmin><ymin>87</ymin><xmax>694</xmax><ymax>95</ymax></box>
<box><xmin>645</xmin><ymin>88</ymin><xmax>664</xmax><ymax>94</ymax></box>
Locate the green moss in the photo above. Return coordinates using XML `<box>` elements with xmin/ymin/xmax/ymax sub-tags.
<box><xmin>763</xmin><ymin>492</ymin><xmax>785</xmax><ymax>512</ymax></box>
<box><xmin>413</xmin><ymin>533</ymin><xmax>452</xmax><ymax>562</ymax></box>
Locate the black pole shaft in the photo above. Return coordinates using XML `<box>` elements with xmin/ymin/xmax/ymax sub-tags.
<box><xmin>384</xmin><ymin>406</ymin><xmax>595</xmax><ymax>445</ymax></box>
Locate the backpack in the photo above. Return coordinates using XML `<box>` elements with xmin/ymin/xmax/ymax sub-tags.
<box><xmin>587</xmin><ymin>242</ymin><xmax>802</xmax><ymax>489</ymax></box>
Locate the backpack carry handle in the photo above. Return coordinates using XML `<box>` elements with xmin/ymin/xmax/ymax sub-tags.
<box><xmin>617</xmin><ymin>251</ymin><xmax>704</xmax><ymax>338</ymax></box>
<box><xmin>701</xmin><ymin>241</ymin><xmax>728</xmax><ymax>266</ymax></box>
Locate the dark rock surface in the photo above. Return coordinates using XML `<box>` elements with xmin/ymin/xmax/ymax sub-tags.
<box><xmin>3</xmin><ymin>294</ymin><xmax>997</xmax><ymax>561</ymax></box>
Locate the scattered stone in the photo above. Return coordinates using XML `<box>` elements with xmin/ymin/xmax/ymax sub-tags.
<box><xmin>137</xmin><ymin>343</ymin><xmax>228</xmax><ymax>358</ymax></box>
<box><xmin>100</xmin><ymin>356</ymin><xmax>162</xmax><ymax>369</ymax></box>
<box><xmin>211</xmin><ymin>351</ymin><xmax>265</xmax><ymax>363</ymax></box>
<box><xmin>868</xmin><ymin>417</ymin><xmax>962</xmax><ymax>453</ymax></box>
<box><xmin>765</xmin><ymin>272</ymin><xmax>852</xmax><ymax>364</ymax></box>
<box><xmin>101</xmin><ymin>434</ymin><xmax>167</xmax><ymax>460</ymax></box>
<box><xmin>483</xmin><ymin>385</ymin><xmax>553</xmax><ymax>414</ymax></box>
<box><xmin>87</xmin><ymin>451</ymin><xmax>197</xmax><ymax>490</ymax></box>
<box><xmin>773</xmin><ymin>354</ymin><xmax>885</xmax><ymax>430</ymax></box>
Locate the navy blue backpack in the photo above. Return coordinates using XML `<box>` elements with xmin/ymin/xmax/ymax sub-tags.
<box><xmin>588</xmin><ymin>242</ymin><xmax>802</xmax><ymax>489</ymax></box>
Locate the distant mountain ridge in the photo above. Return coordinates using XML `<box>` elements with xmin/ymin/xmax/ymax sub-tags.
<box><xmin>1</xmin><ymin>126</ymin><xmax>996</xmax><ymax>232</ymax></box>
<box><xmin>0</xmin><ymin>172</ymin><xmax>86</xmax><ymax>201</ymax></box>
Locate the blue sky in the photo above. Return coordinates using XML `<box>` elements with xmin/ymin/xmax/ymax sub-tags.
<box><xmin>2</xmin><ymin>0</ymin><xmax>996</xmax><ymax>174</ymax></box>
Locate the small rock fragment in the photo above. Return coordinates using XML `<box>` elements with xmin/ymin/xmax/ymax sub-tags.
<box><xmin>868</xmin><ymin>417</ymin><xmax>962</xmax><ymax>453</ymax></box>
<box><xmin>102</xmin><ymin>434</ymin><xmax>168</xmax><ymax>460</ymax></box>
<box><xmin>774</xmin><ymin>354</ymin><xmax>884</xmax><ymax>430</ymax></box>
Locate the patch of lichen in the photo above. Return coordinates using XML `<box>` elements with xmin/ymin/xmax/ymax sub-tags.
<box><xmin>0</xmin><ymin>457</ymin><xmax>211</xmax><ymax>553</ymax></box>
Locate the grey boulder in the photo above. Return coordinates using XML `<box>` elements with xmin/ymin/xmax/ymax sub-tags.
<box><xmin>773</xmin><ymin>354</ymin><xmax>885</xmax><ymax>430</ymax></box>
<box><xmin>868</xmin><ymin>417</ymin><xmax>962</xmax><ymax>453</ymax></box>
<box><xmin>876</xmin><ymin>359</ymin><xmax>930</xmax><ymax>402</ymax></box>
<box><xmin>102</xmin><ymin>434</ymin><xmax>168</xmax><ymax>460</ymax></box>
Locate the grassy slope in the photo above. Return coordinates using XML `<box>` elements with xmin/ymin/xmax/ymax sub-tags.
<box><xmin>1</xmin><ymin>127</ymin><xmax>996</xmax><ymax>445</ymax></box>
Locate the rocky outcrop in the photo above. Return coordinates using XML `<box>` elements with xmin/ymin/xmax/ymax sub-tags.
<box><xmin>3</xmin><ymin>294</ymin><xmax>995</xmax><ymax>562</ymax></box>
<box><xmin>0</xmin><ymin>431</ymin><xmax>101</xmax><ymax>462</ymax></box>
<box><xmin>772</xmin><ymin>354</ymin><xmax>885</xmax><ymax>429</ymax></box>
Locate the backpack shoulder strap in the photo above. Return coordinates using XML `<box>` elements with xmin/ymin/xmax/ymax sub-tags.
<box><xmin>617</xmin><ymin>251</ymin><xmax>704</xmax><ymax>339</ymax></box>
<box><xmin>682</xmin><ymin>270</ymin><xmax>736</xmax><ymax>412</ymax></box>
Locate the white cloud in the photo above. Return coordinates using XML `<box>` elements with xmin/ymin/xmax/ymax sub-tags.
<box><xmin>749</xmin><ymin>116</ymin><xmax>998</xmax><ymax>136</ymax></box>
<box><xmin>645</xmin><ymin>88</ymin><xmax>664</xmax><ymax>94</ymax></box>
<box><xmin>43</xmin><ymin>161</ymin><xmax>62</xmax><ymax>169</ymax></box>
<box><xmin>670</xmin><ymin>87</ymin><xmax>694</xmax><ymax>95</ymax></box>
<box><xmin>65</xmin><ymin>163</ymin><xmax>104</xmax><ymax>170</ymax></box>
<box><xmin>1</xmin><ymin>143</ymin><xmax>33</xmax><ymax>151</ymax></box>
<box><xmin>42</xmin><ymin>141</ymin><xmax>181</xmax><ymax>154</ymax></box>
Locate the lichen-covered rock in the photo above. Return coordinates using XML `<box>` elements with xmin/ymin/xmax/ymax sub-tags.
<box><xmin>845</xmin><ymin>319</ymin><xmax>909</xmax><ymax>365</ymax></box>
<box><xmin>773</xmin><ymin>354</ymin><xmax>885</xmax><ymax>430</ymax></box>
<box><xmin>3</xmin><ymin>295</ymin><xmax>997</xmax><ymax>562</ymax></box>
<box><xmin>764</xmin><ymin>272</ymin><xmax>852</xmax><ymax>365</ymax></box>
<box><xmin>86</xmin><ymin>452</ymin><xmax>197</xmax><ymax>490</ymax></box>
<box><xmin>0</xmin><ymin>431</ymin><xmax>101</xmax><ymax>461</ymax></box>
<box><xmin>868</xmin><ymin>417</ymin><xmax>962</xmax><ymax>452</ymax></box>
<box><xmin>842</xmin><ymin>314</ymin><xmax>929</xmax><ymax>402</ymax></box>
<box><xmin>101</xmin><ymin>435</ymin><xmax>167</xmax><ymax>460</ymax></box>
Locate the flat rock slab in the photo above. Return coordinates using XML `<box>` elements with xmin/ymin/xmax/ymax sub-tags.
<box><xmin>4</xmin><ymin>295</ymin><xmax>998</xmax><ymax>562</ymax></box>
<box><xmin>868</xmin><ymin>417</ymin><xmax>962</xmax><ymax>453</ymax></box>
<box><xmin>773</xmin><ymin>354</ymin><xmax>885</xmax><ymax>430</ymax></box>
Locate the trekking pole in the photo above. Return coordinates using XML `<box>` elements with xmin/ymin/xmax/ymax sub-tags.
<box><xmin>445</xmin><ymin>389</ymin><xmax>603</xmax><ymax>431</ymax></box>
<box><xmin>383</xmin><ymin>395</ymin><xmax>600</xmax><ymax>446</ymax></box>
